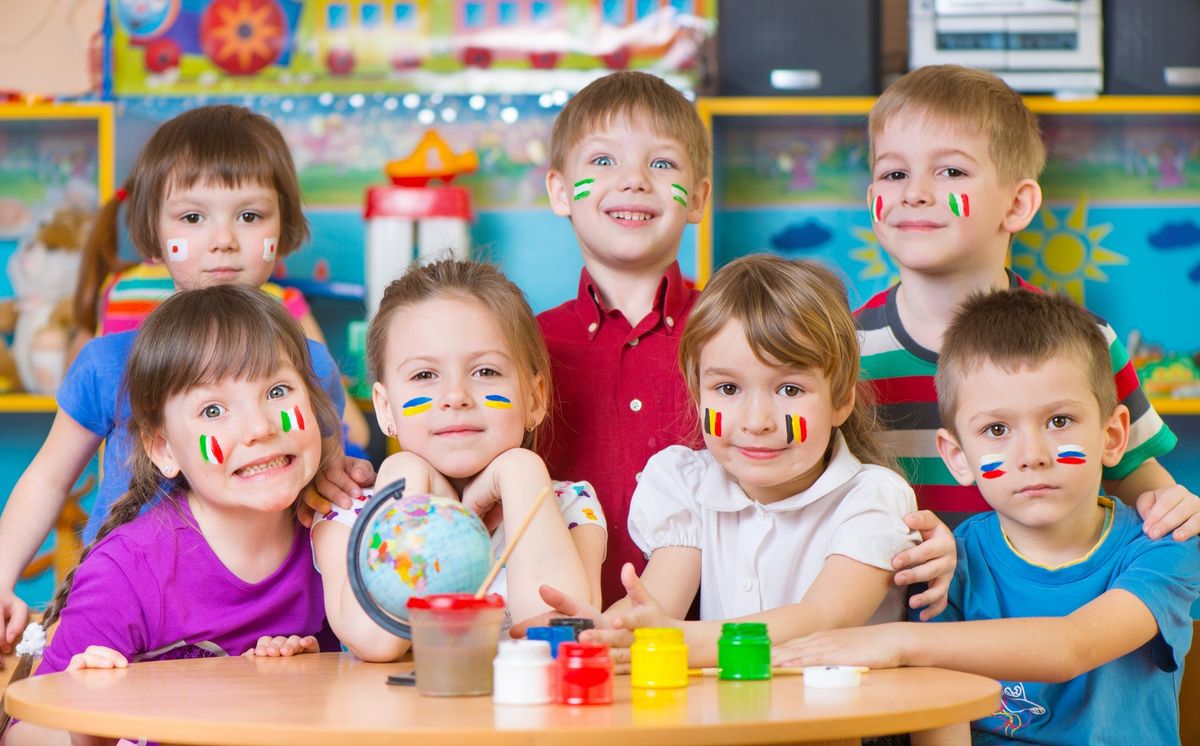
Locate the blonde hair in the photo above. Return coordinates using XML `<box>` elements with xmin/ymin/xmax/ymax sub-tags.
<box><xmin>550</xmin><ymin>71</ymin><xmax>711</xmax><ymax>182</ymax></box>
<box><xmin>870</xmin><ymin>65</ymin><xmax>1045</xmax><ymax>184</ymax></box>
<box><xmin>936</xmin><ymin>289</ymin><xmax>1116</xmax><ymax>437</ymax></box>
<box><xmin>367</xmin><ymin>258</ymin><xmax>551</xmax><ymax>451</ymax></box>
<box><xmin>679</xmin><ymin>254</ymin><xmax>892</xmax><ymax>468</ymax></box>
<box><xmin>75</xmin><ymin>105</ymin><xmax>308</xmax><ymax>334</ymax></box>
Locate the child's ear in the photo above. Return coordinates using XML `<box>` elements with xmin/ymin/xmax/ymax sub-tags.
<box><xmin>1002</xmin><ymin>178</ymin><xmax>1043</xmax><ymax>234</ymax></box>
<box><xmin>686</xmin><ymin>178</ymin><xmax>712</xmax><ymax>225</ymax></box>
<box><xmin>832</xmin><ymin>386</ymin><xmax>856</xmax><ymax>428</ymax></box>
<box><xmin>1100</xmin><ymin>404</ymin><xmax>1131</xmax><ymax>468</ymax></box>
<box><xmin>546</xmin><ymin>169</ymin><xmax>573</xmax><ymax>217</ymax></box>
<box><xmin>525</xmin><ymin>372</ymin><xmax>549</xmax><ymax>429</ymax></box>
<box><xmin>146</xmin><ymin>432</ymin><xmax>179</xmax><ymax>479</ymax></box>
<box><xmin>935</xmin><ymin>427</ymin><xmax>976</xmax><ymax>487</ymax></box>
<box><xmin>372</xmin><ymin>381</ymin><xmax>397</xmax><ymax>439</ymax></box>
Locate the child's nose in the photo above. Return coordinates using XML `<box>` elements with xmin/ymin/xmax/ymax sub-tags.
<box><xmin>1016</xmin><ymin>435</ymin><xmax>1052</xmax><ymax>470</ymax></box>
<box><xmin>617</xmin><ymin>163</ymin><xmax>650</xmax><ymax>192</ymax></box>
<box><xmin>210</xmin><ymin>220</ymin><xmax>239</xmax><ymax>252</ymax></box>
<box><xmin>438</xmin><ymin>378</ymin><xmax>473</xmax><ymax>409</ymax></box>
<box><xmin>243</xmin><ymin>405</ymin><xmax>278</xmax><ymax>443</ymax></box>
<box><xmin>739</xmin><ymin>395</ymin><xmax>776</xmax><ymax>435</ymax></box>
<box><xmin>901</xmin><ymin>174</ymin><xmax>934</xmax><ymax>207</ymax></box>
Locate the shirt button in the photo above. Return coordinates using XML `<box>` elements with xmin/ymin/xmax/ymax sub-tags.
<box><xmin>635</xmin><ymin>471</ymin><xmax>643</xmax><ymax>482</ymax></box>
<box><xmin>666</xmin><ymin>316</ymin><xmax>675</xmax><ymax>328</ymax></box>
<box><xmin>630</xmin><ymin>399</ymin><xmax>643</xmax><ymax>412</ymax></box>
<box><xmin>587</xmin><ymin>322</ymin><xmax>598</xmax><ymax>334</ymax></box>
<box><xmin>628</xmin><ymin>337</ymin><xmax>639</xmax><ymax>347</ymax></box>
<box><xmin>742</xmin><ymin>579</ymin><xmax>754</xmax><ymax>592</ymax></box>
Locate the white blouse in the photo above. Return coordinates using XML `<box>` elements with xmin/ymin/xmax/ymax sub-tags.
<box><xmin>628</xmin><ymin>433</ymin><xmax>919</xmax><ymax>625</ymax></box>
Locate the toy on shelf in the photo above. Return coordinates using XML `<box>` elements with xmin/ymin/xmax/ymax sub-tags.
<box><xmin>1128</xmin><ymin>331</ymin><xmax>1200</xmax><ymax>400</ymax></box>
<box><xmin>363</xmin><ymin>130</ymin><xmax>477</xmax><ymax>319</ymax></box>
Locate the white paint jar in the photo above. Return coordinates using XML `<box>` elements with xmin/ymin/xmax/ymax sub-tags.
<box><xmin>493</xmin><ymin>639</ymin><xmax>555</xmax><ymax>705</ymax></box>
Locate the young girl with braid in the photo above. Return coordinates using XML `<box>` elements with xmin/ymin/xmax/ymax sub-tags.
<box><xmin>1</xmin><ymin>285</ymin><xmax>341</xmax><ymax>745</ymax></box>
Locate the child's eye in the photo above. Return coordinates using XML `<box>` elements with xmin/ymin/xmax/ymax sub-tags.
<box><xmin>1048</xmin><ymin>415</ymin><xmax>1072</xmax><ymax>429</ymax></box>
<box><xmin>182</xmin><ymin>213</ymin><xmax>202</xmax><ymax>224</ymax></box>
<box><xmin>717</xmin><ymin>383</ymin><xmax>739</xmax><ymax>396</ymax></box>
<box><xmin>202</xmin><ymin>403</ymin><xmax>226</xmax><ymax>420</ymax></box>
<box><xmin>984</xmin><ymin>423</ymin><xmax>1009</xmax><ymax>438</ymax></box>
<box><xmin>591</xmin><ymin>155</ymin><xmax>615</xmax><ymax>167</ymax></box>
<box><xmin>880</xmin><ymin>171</ymin><xmax>906</xmax><ymax>181</ymax></box>
<box><xmin>941</xmin><ymin>167</ymin><xmax>968</xmax><ymax>178</ymax></box>
<box><xmin>239</xmin><ymin>211</ymin><xmax>261</xmax><ymax>223</ymax></box>
<box><xmin>411</xmin><ymin>370</ymin><xmax>435</xmax><ymax>381</ymax></box>
<box><xmin>268</xmin><ymin>383</ymin><xmax>291</xmax><ymax>399</ymax></box>
<box><xmin>777</xmin><ymin>384</ymin><xmax>803</xmax><ymax>398</ymax></box>
<box><xmin>650</xmin><ymin>158</ymin><xmax>674</xmax><ymax>170</ymax></box>
<box><xmin>474</xmin><ymin>367</ymin><xmax>500</xmax><ymax>378</ymax></box>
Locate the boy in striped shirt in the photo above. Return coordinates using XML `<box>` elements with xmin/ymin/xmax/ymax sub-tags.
<box><xmin>857</xmin><ymin>65</ymin><xmax>1200</xmax><ymax>550</ymax></box>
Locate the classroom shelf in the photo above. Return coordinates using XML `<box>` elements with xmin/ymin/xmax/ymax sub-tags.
<box><xmin>1152</xmin><ymin>398</ymin><xmax>1200</xmax><ymax>416</ymax></box>
<box><xmin>0</xmin><ymin>394</ymin><xmax>57</xmax><ymax>413</ymax></box>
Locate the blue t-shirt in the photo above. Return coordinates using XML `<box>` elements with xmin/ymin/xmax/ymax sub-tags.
<box><xmin>933</xmin><ymin>497</ymin><xmax>1200</xmax><ymax>745</ymax></box>
<box><xmin>57</xmin><ymin>330</ymin><xmax>347</xmax><ymax>543</ymax></box>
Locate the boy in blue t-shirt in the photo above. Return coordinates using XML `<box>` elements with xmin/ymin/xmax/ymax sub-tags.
<box><xmin>776</xmin><ymin>289</ymin><xmax>1200</xmax><ymax>745</ymax></box>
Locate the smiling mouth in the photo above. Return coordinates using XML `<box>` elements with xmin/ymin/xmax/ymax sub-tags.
<box><xmin>736</xmin><ymin>446</ymin><xmax>784</xmax><ymax>460</ymax></box>
<box><xmin>607</xmin><ymin>210</ymin><xmax>656</xmax><ymax>222</ymax></box>
<box><xmin>435</xmin><ymin>426</ymin><xmax>484</xmax><ymax>437</ymax></box>
<box><xmin>896</xmin><ymin>221</ymin><xmax>943</xmax><ymax>230</ymax></box>
<box><xmin>235</xmin><ymin>455</ymin><xmax>292</xmax><ymax>478</ymax></box>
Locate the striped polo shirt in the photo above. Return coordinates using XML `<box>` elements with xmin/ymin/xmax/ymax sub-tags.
<box><xmin>855</xmin><ymin>271</ymin><xmax>1177</xmax><ymax>527</ymax></box>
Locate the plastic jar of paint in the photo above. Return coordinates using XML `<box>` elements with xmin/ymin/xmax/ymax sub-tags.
<box><xmin>492</xmin><ymin>639</ymin><xmax>555</xmax><ymax>705</ymax></box>
<box><xmin>549</xmin><ymin>617</ymin><xmax>595</xmax><ymax>637</ymax></box>
<box><xmin>526</xmin><ymin>625</ymin><xmax>575</xmax><ymax>658</ymax></box>
<box><xmin>717</xmin><ymin>622</ymin><xmax>771</xmax><ymax>680</ymax></box>
<box><xmin>630</xmin><ymin>628</ymin><xmax>689</xmax><ymax>689</ymax></box>
<box><xmin>406</xmin><ymin>593</ymin><xmax>505</xmax><ymax>696</ymax></box>
<box><xmin>556</xmin><ymin>642</ymin><xmax>613</xmax><ymax>705</ymax></box>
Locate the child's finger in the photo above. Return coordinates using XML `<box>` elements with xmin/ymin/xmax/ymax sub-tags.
<box><xmin>346</xmin><ymin>457</ymin><xmax>376</xmax><ymax>487</ymax></box>
<box><xmin>298</xmin><ymin>635</ymin><xmax>319</xmax><ymax>653</ymax></box>
<box><xmin>314</xmin><ymin>470</ymin><xmax>357</xmax><ymax>510</ymax></box>
<box><xmin>3</xmin><ymin>602</ymin><xmax>29</xmax><ymax>651</ymax></box>
<box><xmin>619</xmin><ymin>562</ymin><xmax>655</xmax><ymax>608</ymax></box>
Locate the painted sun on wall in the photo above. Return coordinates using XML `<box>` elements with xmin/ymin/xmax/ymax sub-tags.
<box><xmin>1013</xmin><ymin>196</ymin><xmax>1127</xmax><ymax>304</ymax></box>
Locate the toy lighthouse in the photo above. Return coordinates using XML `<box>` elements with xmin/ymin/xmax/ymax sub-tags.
<box><xmin>363</xmin><ymin>130</ymin><xmax>479</xmax><ymax>318</ymax></box>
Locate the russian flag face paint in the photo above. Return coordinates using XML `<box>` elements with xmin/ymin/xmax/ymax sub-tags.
<box><xmin>263</xmin><ymin>237</ymin><xmax>277</xmax><ymax>261</ymax></box>
<box><xmin>1056</xmin><ymin>444</ymin><xmax>1086</xmax><ymax>465</ymax></box>
<box><xmin>401</xmin><ymin>396</ymin><xmax>432</xmax><ymax>416</ymax></box>
<box><xmin>200</xmin><ymin>434</ymin><xmax>224</xmax><ymax>465</ymax></box>
<box><xmin>671</xmin><ymin>183</ymin><xmax>688</xmax><ymax>207</ymax></box>
<box><xmin>280</xmin><ymin>405</ymin><xmax>305</xmax><ymax>432</ymax></box>
<box><xmin>483</xmin><ymin>394</ymin><xmax>512</xmax><ymax>409</ymax></box>
<box><xmin>573</xmin><ymin>178</ymin><xmax>593</xmax><ymax>201</ymax></box>
<box><xmin>948</xmin><ymin>192</ymin><xmax>970</xmax><ymax>217</ymax></box>
<box><xmin>785</xmin><ymin>414</ymin><xmax>806</xmax><ymax>444</ymax></box>
<box><xmin>871</xmin><ymin>194</ymin><xmax>882</xmax><ymax>223</ymax></box>
<box><xmin>979</xmin><ymin>453</ymin><xmax>1005</xmax><ymax>480</ymax></box>
<box><xmin>167</xmin><ymin>238</ymin><xmax>188</xmax><ymax>262</ymax></box>
<box><xmin>702</xmin><ymin>408</ymin><xmax>722</xmax><ymax>437</ymax></box>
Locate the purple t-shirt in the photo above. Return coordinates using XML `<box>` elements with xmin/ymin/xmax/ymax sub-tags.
<box><xmin>38</xmin><ymin>496</ymin><xmax>338</xmax><ymax>675</ymax></box>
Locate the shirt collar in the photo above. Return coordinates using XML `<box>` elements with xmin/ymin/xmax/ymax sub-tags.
<box><xmin>701</xmin><ymin>431</ymin><xmax>865</xmax><ymax>513</ymax></box>
<box><xmin>574</xmin><ymin>262</ymin><xmax>691</xmax><ymax>340</ymax></box>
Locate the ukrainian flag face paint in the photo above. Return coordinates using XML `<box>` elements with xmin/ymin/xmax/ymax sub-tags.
<box><xmin>401</xmin><ymin>396</ymin><xmax>433</xmax><ymax>416</ymax></box>
<box><xmin>484</xmin><ymin>394</ymin><xmax>513</xmax><ymax>409</ymax></box>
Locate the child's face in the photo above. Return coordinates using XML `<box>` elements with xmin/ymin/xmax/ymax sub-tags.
<box><xmin>697</xmin><ymin>320</ymin><xmax>854</xmax><ymax>505</ymax></box>
<box><xmin>869</xmin><ymin>112</ymin><xmax>1032</xmax><ymax>278</ymax></box>
<box><xmin>150</xmin><ymin>363</ymin><xmax>322</xmax><ymax>514</ymax></box>
<box><xmin>547</xmin><ymin>113</ymin><xmax>710</xmax><ymax>277</ymax></box>
<box><xmin>936</xmin><ymin>355</ymin><xmax>1129</xmax><ymax>535</ymax></box>
<box><xmin>156</xmin><ymin>180</ymin><xmax>281</xmax><ymax>291</ymax></box>
<box><xmin>372</xmin><ymin>295</ymin><xmax>544</xmax><ymax>481</ymax></box>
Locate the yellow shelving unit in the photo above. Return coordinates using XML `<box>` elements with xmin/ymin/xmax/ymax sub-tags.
<box><xmin>0</xmin><ymin>394</ymin><xmax>57</xmax><ymax>413</ymax></box>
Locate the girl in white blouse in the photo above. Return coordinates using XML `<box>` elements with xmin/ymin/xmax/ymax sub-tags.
<box><xmin>532</xmin><ymin>255</ymin><xmax>932</xmax><ymax>666</ymax></box>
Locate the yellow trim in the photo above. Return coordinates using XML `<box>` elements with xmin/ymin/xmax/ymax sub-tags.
<box><xmin>1151</xmin><ymin>397</ymin><xmax>1200</xmax><ymax>416</ymax></box>
<box><xmin>1001</xmin><ymin>496</ymin><xmax>1115</xmax><ymax>570</ymax></box>
<box><xmin>0</xmin><ymin>102</ymin><xmax>116</xmax><ymax>201</ymax></box>
<box><xmin>0</xmin><ymin>394</ymin><xmax>58</xmax><ymax>413</ymax></box>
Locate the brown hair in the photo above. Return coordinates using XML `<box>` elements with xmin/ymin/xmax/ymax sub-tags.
<box><xmin>869</xmin><ymin>65</ymin><xmax>1045</xmax><ymax>185</ymax></box>
<box><xmin>678</xmin><ymin>254</ymin><xmax>892</xmax><ymax>469</ymax></box>
<box><xmin>550</xmin><ymin>71</ymin><xmax>711</xmax><ymax>182</ymax></box>
<box><xmin>74</xmin><ymin>105</ymin><xmax>308</xmax><ymax>334</ymax></box>
<box><xmin>936</xmin><ymin>289</ymin><xmax>1116</xmax><ymax>437</ymax></box>
<box><xmin>367</xmin><ymin>258</ymin><xmax>551</xmax><ymax>451</ymax></box>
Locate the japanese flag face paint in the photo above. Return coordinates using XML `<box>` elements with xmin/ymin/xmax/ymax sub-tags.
<box><xmin>401</xmin><ymin>396</ymin><xmax>432</xmax><ymax>416</ymax></box>
<box><xmin>280</xmin><ymin>405</ymin><xmax>305</xmax><ymax>432</ymax></box>
<box><xmin>670</xmin><ymin>183</ymin><xmax>688</xmax><ymax>207</ymax></box>
<box><xmin>263</xmin><ymin>237</ymin><xmax>277</xmax><ymax>261</ymax></box>
<box><xmin>871</xmin><ymin>194</ymin><xmax>883</xmax><ymax>223</ymax></box>
<box><xmin>785</xmin><ymin>414</ymin><xmax>807</xmax><ymax>444</ymax></box>
<box><xmin>702</xmin><ymin>407</ymin><xmax>722</xmax><ymax>437</ymax></box>
<box><xmin>483</xmin><ymin>394</ymin><xmax>512</xmax><ymax>409</ymax></box>
<box><xmin>200</xmin><ymin>434</ymin><xmax>224</xmax><ymax>465</ymax></box>
<box><xmin>979</xmin><ymin>453</ymin><xmax>1005</xmax><ymax>480</ymax></box>
<box><xmin>1056</xmin><ymin>444</ymin><xmax>1086</xmax><ymax>465</ymax></box>
<box><xmin>948</xmin><ymin>192</ymin><xmax>970</xmax><ymax>217</ymax></box>
<box><xmin>573</xmin><ymin>178</ymin><xmax>593</xmax><ymax>201</ymax></box>
<box><xmin>166</xmin><ymin>238</ymin><xmax>188</xmax><ymax>262</ymax></box>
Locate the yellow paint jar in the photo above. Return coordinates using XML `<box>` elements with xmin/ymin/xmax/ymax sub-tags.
<box><xmin>630</xmin><ymin>628</ymin><xmax>689</xmax><ymax>689</ymax></box>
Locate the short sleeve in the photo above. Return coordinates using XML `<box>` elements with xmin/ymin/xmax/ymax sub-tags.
<box><xmin>627</xmin><ymin>446</ymin><xmax>707</xmax><ymax>558</ymax></box>
<box><xmin>554</xmin><ymin>480</ymin><xmax>607</xmax><ymax>533</ymax></box>
<box><xmin>310</xmin><ymin>492</ymin><xmax>372</xmax><ymax>574</ymax></box>
<box><xmin>305</xmin><ymin>339</ymin><xmax>347</xmax><ymax>426</ymax></box>
<box><xmin>825</xmin><ymin>468</ymin><xmax>920</xmax><ymax>572</ymax></box>
<box><xmin>1112</xmin><ymin>535</ymin><xmax>1200</xmax><ymax>672</ymax></box>
<box><xmin>56</xmin><ymin>337</ymin><xmax>116</xmax><ymax>437</ymax></box>
<box><xmin>1102</xmin><ymin>323</ymin><xmax>1176</xmax><ymax>479</ymax></box>
<box><xmin>37</xmin><ymin>546</ymin><xmax>155</xmax><ymax>675</ymax></box>
<box><xmin>280</xmin><ymin>287</ymin><xmax>311</xmax><ymax>321</ymax></box>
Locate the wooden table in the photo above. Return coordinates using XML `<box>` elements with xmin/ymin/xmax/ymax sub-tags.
<box><xmin>5</xmin><ymin>653</ymin><xmax>999</xmax><ymax>745</ymax></box>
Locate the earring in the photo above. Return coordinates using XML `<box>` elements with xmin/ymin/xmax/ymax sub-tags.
<box><xmin>161</xmin><ymin>463</ymin><xmax>179</xmax><ymax>478</ymax></box>
<box><xmin>525</xmin><ymin>420</ymin><xmax>536</xmax><ymax>433</ymax></box>
<box><xmin>386</xmin><ymin>425</ymin><xmax>396</xmax><ymax>437</ymax></box>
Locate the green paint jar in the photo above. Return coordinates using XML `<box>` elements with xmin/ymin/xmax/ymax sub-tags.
<box><xmin>717</xmin><ymin>622</ymin><xmax>771</xmax><ymax>680</ymax></box>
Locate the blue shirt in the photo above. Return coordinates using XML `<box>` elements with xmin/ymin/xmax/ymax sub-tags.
<box><xmin>57</xmin><ymin>330</ymin><xmax>346</xmax><ymax>543</ymax></box>
<box><xmin>934</xmin><ymin>497</ymin><xmax>1200</xmax><ymax>746</ymax></box>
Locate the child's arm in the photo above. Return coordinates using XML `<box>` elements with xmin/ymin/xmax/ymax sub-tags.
<box><xmin>1104</xmin><ymin>458</ymin><xmax>1200</xmax><ymax>541</ymax></box>
<box><xmin>296</xmin><ymin>310</ymin><xmax>371</xmax><ymax>450</ymax></box>
<box><xmin>4</xmin><ymin>647</ymin><xmax>127</xmax><ymax>746</ymax></box>
<box><xmin>890</xmin><ymin>510</ymin><xmax>958</xmax><ymax>620</ymax></box>
<box><xmin>569</xmin><ymin>524</ymin><xmax>606</xmax><ymax>610</ymax></box>
<box><xmin>0</xmin><ymin>413</ymin><xmax>101</xmax><ymax>652</ymax></box>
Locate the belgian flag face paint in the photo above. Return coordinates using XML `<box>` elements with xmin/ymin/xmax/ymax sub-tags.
<box><xmin>784</xmin><ymin>414</ymin><xmax>806</xmax><ymax>444</ymax></box>
<box><xmin>702</xmin><ymin>408</ymin><xmax>722</xmax><ymax>437</ymax></box>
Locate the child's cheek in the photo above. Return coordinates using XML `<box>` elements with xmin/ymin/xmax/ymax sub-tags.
<box><xmin>200</xmin><ymin>434</ymin><xmax>225</xmax><ymax>465</ymax></box>
<box><xmin>702</xmin><ymin>407</ymin><xmax>723</xmax><ymax>437</ymax></box>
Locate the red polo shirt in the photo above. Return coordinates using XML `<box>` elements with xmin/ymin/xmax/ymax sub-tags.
<box><xmin>537</xmin><ymin>262</ymin><xmax>702</xmax><ymax>606</ymax></box>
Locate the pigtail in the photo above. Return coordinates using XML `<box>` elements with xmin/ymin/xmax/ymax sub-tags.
<box><xmin>74</xmin><ymin>189</ymin><xmax>134</xmax><ymax>336</ymax></box>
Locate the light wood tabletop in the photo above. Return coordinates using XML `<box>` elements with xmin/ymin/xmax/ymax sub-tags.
<box><xmin>5</xmin><ymin>653</ymin><xmax>999</xmax><ymax>746</ymax></box>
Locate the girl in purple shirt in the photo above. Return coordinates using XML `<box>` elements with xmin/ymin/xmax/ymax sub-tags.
<box><xmin>2</xmin><ymin>285</ymin><xmax>342</xmax><ymax>745</ymax></box>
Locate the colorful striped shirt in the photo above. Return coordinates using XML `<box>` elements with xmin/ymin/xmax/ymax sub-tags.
<box><xmin>98</xmin><ymin>263</ymin><xmax>310</xmax><ymax>335</ymax></box>
<box><xmin>855</xmin><ymin>271</ymin><xmax>1176</xmax><ymax>527</ymax></box>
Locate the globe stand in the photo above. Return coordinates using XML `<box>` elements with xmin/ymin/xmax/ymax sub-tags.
<box><xmin>346</xmin><ymin>477</ymin><xmax>413</xmax><ymax>640</ymax></box>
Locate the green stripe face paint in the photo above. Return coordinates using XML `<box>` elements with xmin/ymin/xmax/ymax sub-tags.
<box><xmin>671</xmin><ymin>183</ymin><xmax>688</xmax><ymax>207</ymax></box>
<box><xmin>573</xmin><ymin>178</ymin><xmax>594</xmax><ymax>201</ymax></box>
<box><xmin>280</xmin><ymin>405</ymin><xmax>305</xmax><ymax>432</ymax></box>
<box><xmin>200</xmin><ymin>434</ymin><xmax>223</xmax><ymax>464</ymax></box>
<box><xmin>948</xmin><ymin>192</ymin><xmax>970</xmax><ymax>217</ymax></box>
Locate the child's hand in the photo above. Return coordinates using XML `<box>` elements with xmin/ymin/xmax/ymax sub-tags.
<box><xmin>771</xmin><ymin>624</ymin><xmax>903</xmax><ymax>670</ymax></box>
<box><xmin>890</xmin><ymin>510</ymin><xmax>956</xmax><ymax>621</ymax></box>
<box><xmin>66</xmin><ymin>645</ymin><xmax>128</xmax><ymax>671</ymax></box>
<box><xmin>582</xmin><ymin>563</ymin><xmax>678</xmax><ymax>671</ymax></box>
<box><xmin>460</xmin><ymin>448</ymin><xmax>547</xmax><ymax>532</ymax></box>
<box><xmin>1135</xmin><ymin>484</ymin><xmax>1200</xmax><ymax>541</ymax></box>
<box><xmin>1</xmin><ymin>590</ymin><xmax>29</xmax><ymax>655</ymax></box>
<box><xmin>298</xmin><ymin>456</ymin><xmax>375</xmax><ymax>527</ymax></box>
<box><xmin>244</xmin><ymin>635</ymin><xmax>320</xmax><ymax>657</ymax></box>
<box><xmin>510</xmin><ymin>583</ymin><xmax>605</xmax><ymax>637</ymax></box>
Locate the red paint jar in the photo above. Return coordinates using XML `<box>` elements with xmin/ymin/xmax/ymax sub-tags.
<box><xmin>556</xmin><ymin>642</ymin><xmax>613</xmax><ymax>705</ymax></box>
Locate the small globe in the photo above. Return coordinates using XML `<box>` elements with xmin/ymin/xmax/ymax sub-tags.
<box><xmin>348</xmin><ymin>484</ymin><xmax>493</xmax><ymax>638</ymax></box>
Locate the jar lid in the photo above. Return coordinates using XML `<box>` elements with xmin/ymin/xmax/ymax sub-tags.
<box><xmin>406</xmin><ymin>592</ymin><xmax>505</xmax><ymax>610</ymax></box>
<box><xmin>550</xmin><ymin>617</ymin><xmax>595</xmax><ymax>632</ymax></box>
<box><xmin>721</xmin><ymin>622</ymin><xmax>769</xmax><ymax>636</ymax></box>
<box><xmin>558</xmin><ymin>642</ymin><xmax>609</xmax><ymax>660</ymax></box>
<box><xmin>633</xmin><ymin>627</ymin><xmax>684</xmax><ymax>643</ymax></box>
<box><xmin>496</xmin><ymin>639</ymin><xmax>553</xmax><ymax>661</ymax></box>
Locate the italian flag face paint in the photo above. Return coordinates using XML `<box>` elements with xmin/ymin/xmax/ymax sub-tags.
<box><xmin>263</xmin><ymin>237</ymin><xmax>277</xmax><ymax>261</ymax></box>
<box><xmin>200</xmin><ymin>434</ymin><xmax>224</xmax><ymax>465</ymax></box>
<box><xmin>702</xmin><ymin>408</ymin><xmax>722</xmax><ymax>437</ymax></box>
<box><xmin>871</xmin><ymin>195</ymin><xmax>883</xmax><ymax>223</ymax></box>
<box><xmin>1056</xmin><ymin>444</ymin><xmax>1086</xmax><ymax>465</ymax></box>
<box><xmin>573</xmin><ymin>178</ymin><xmax>594</xmax><ymax>201</ymax></box>
<box><xmin>167</xmin><ymin>238</ymin><xmax>188</xmax><ymax>262</ymax></box>
<box><xmin>670</xmin><ymin>183</ymin><xmax>688</xmax><ymax>207</ymax></box>
<box><xmin>785</xmin><ymin>414</ymin><xmax>807</xmax><ymax>444</ymax></box>
<box><xmin>280</xmin><ymin>405</ymin><xmax>305</xmax><ymax>432</ymax></box>
<box><xmin>948</xmin><ymin>192</ymin><xmax>970</xmax><ymax>217</ymax></box>
<box><xmin>979</xmin><ymin>453</ymin><xmax>1005</xmax><ymax>480</ymax></box>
